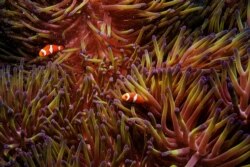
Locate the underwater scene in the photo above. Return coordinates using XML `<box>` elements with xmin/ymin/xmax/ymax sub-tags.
<box><xmin>0</xmin><ymin>0</ymin><xmax>250</xmax><ymax>166</ymax></box>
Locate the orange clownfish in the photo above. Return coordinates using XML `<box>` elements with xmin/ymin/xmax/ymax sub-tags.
<box><xmin>121</xmin><ymin>92</ymin><xmax>145</xmax><ymax>104</ymax></box>
<box><xmin>39</xmin><ymin>44</ymin><xmax>64</xmax><ymax>57</ymax></box>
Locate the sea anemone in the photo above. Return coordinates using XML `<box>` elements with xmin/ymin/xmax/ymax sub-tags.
<box><xmin>0</xmin><ymin>62</ymin><xmax>135</xmax><ymax>166</ymax></box>
<box><xmin>210</xmin><ymin>49</ymin><xmax>250</xmax><ymax>125</ymax></box>
<box><xmin>0</xmin><ymin>0</ymin><xmax>205</xmax><ymax>63</ymax></box>
<box><xmin>0</xmin><ymin>61</ymin><xmax>78</xmax><ymax>165</ymax></box>
<box><xmin>147</xmin><ymin>27</ymin><xmax>250</xmax><ymax>71</ymax></box>
<box><xmin>111</xmin><ymin>44</ymin><xmax>250</xmax><ymax>166</ymax></box>
<box><xmin>199</xmin><ymin>0</ymin><xmax>249</xmax><ymax>33</ymax></box>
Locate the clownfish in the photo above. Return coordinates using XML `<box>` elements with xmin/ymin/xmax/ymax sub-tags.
<box><xmin>121</xmin><ymin>92</ymin><xmax>145</xmax><ymax>104</ymax></box>
<box><xmin>39</xmin><ymin>44</ymin><xmax>64</xmax><ymax>57</ymax></box>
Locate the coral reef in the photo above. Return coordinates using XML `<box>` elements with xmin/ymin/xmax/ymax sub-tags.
<box><xmin>0</xmin><ymin>0</ymin><xmax>250</xmax><ymax>166</ymax></box>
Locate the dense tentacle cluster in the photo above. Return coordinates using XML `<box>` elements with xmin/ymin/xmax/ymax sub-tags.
<box><xmin>111</xmin><ymin>38</ymin><xmax>250</xmax><ymax>166</ymax></box>
<box><xmin>152</xmin><ymin>28</ymin><xmax>250</xmax><ymax>70</ymax></box>
<box><xmin>211</xmin><ymin>50</ymin><xmax>250</xmax><ymax>124</ymax></box>
<box><xmin>0</xmin><ymin>62</ymin><xmax>132</xmax><ymax>166</ymax></box>
<box><xmin>0</xmin><ymin>0</ymin><xmax>214</xmax><ymax>62</ymax></box>
<box><xmin>200</xmin><ymin>0</ymin><xmax>249</xmax><ymax>33</ymax></box>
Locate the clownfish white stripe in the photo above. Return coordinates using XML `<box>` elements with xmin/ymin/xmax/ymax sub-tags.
<box><xmin>133</xmin><ymin>93</ymin><xmax>138</xmax><ymax>102</ymax></box>
<box><xmin>49</xmin><ymin>45</ymin><xmax>53</xmax><ymax>54</ymax></box>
